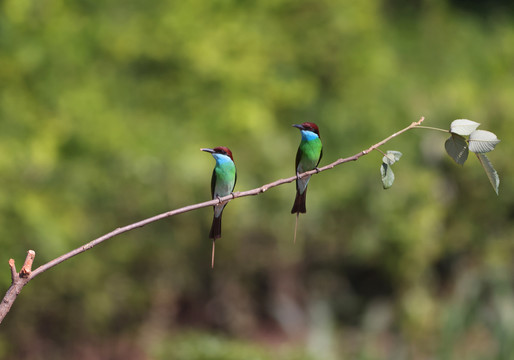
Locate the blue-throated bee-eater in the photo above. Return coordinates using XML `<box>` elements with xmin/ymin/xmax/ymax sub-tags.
<box><xmin>201</xmin><ymin>146</ymin><xmax>237</xmax><ymax>267</ymax></box>
<box><xmin>291</xmin><ymin>122</ymin><xmax>322</xmax><ymax>242</ymax></box>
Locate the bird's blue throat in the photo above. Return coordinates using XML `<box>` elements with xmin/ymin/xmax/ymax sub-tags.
<box><xmin>212</xmin><ymin>154</ymin><xmax>234</xmax><ymax>165</ymax></box>
<box><xmin>301</xmin><ymin>130</ymin><xmax>319</xmax><ymax>142</ymax></box>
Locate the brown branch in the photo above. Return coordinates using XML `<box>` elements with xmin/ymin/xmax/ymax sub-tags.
<box><xmin>0</xmin><ymin>117</ymin><xmax>424</xmax><ymax>324</ymax></box>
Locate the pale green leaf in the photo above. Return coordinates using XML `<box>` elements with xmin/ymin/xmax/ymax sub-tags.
<box><xmin>450</xmin><ymin>119</ymin><xmax>480</xmax><ymax>136</ymax></box>
<box><xmin>382</xmin><ymin>150</ymin><xmax>403</xmax><ymax>165</ymax></box>
<box><xmin>444</xmin><ymin>134</ymin><xmax>469</xmax><ymax>165</ymax></box>
<box><xmin>381</xmin><ymin>163</ymin><xmax>395</xmax><ymax>189</ymax></box>
<box><xmin>468</xmin><ymin>130</ymin><xmax>501</xmax><ymax>153</ymax></box>
<box><xmin>476</xmin><ymin>153</ymin><xmax>500</xmax><ymax>195</ymax></box>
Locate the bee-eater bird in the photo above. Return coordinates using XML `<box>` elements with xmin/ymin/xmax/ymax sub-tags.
<box><xmin>201</xmin><ymin>146</ymin><xmax>237</xmax><ymax>268</ymax></box>
<box><xmin>291</xmin><ymin>122</ymin><xmax>323</xmax><ymax>242</ymax></box>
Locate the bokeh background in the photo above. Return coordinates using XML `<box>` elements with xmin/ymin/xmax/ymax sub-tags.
<box><xmin>1</xmin><ymin>0</ymin><xmax>513</xmax><ymax>359</ymax></box>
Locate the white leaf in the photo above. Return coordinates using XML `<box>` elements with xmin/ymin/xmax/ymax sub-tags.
<box><xmin>468</xmin><ymin>130</ymin><xmax>501</xmax><ymax>153</ymax></box>
<box><xmin>476</xmin><ymin>153</ymin><xmax>500</xmax><ymax>195</ymax></box>
<box><xmin>444</xmin><ymin>134</ymin><xmax>468</xmax><ymax>165</ymax></box>
<box><xmin>382</xmin><ymin>151</ymin><xmax>403</xmax><ymax>165</ymax></box>
<box><xmin>381</xmin><ymin>163</ymin><xmax>395</xmax><ymax>189</ymax></box>
<box><xmin>450</xmin><ymin>119</ymin><xmax>480</xmax><ymax>136</ymax></box>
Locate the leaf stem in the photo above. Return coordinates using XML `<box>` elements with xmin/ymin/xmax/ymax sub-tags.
<box><xmin>414</xmin><ymin>126</ymin><xmax>449</xmax><ymax>133</ymax></box>
<box><xmin>375</xmin><ymin>148</ymin><xmax>387</xmax><ymax>157</ymax></box>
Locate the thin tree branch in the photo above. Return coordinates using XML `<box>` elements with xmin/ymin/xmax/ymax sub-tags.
<box><xmin>0</xmin><ymin>117</ymin><xmax>424</xmax><ymax>324</ymax></box>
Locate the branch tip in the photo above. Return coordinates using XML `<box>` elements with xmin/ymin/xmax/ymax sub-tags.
<box><xmin>9</xmin><ymin>259</ymin><xmax>17</xmax><ymax>282</ymax></box>
<box><xmin>20</xmin><ymin>250</ymin><xmax>36</xmax><ymax>278</ymax></box>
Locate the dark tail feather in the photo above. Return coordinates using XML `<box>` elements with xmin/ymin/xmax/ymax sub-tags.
<box><xmin>211</xmin><ymin>241</ymin><xmax>215</xmax><ymax>268</ymax></box>
<box><xmin>209</xmin><ymin>213</ymin><xmax>222</xmax><ymax>239</ymax></box>
<box><xmin>293</xmin><ymin>212</ymin><xmax>299</xmax><ymax>243</ymax></box>
<box><xmin>291</xmin><ymin>188</ymin><xmax>307</xmax><ymax>214</ymax></box>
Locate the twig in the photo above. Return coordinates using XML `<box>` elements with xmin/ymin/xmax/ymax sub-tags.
<box><xmin>0</xmin><ymin>117</ymin><xmax>424</xmax><ymax>324</ymax></box>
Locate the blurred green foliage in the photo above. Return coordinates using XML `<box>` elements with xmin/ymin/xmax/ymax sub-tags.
<box><xmin>0</xmin><ymin>0</ymin><xmax>513</xmax><ymax>359</ymax></box>
<box><xmin>151</xmin><ymin>332</ymin><xmax>313</xmax><ymax>360</ymax></box>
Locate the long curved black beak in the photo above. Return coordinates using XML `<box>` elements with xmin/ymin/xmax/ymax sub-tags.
<box><xmin>201</xmin><ymin>148</ymin><xmax>215</xmax><ymax>153</ymax></box>
<box><xmin>292</xmin><ymin>124</ymin><xmax>304</xmax><ymax>130</ymax></box>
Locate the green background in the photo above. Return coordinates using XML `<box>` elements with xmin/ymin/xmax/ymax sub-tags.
<box><xmin>1</xmin><ymin>0</ymin><xmax>513</xmax><ymax>358</ymax></box>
